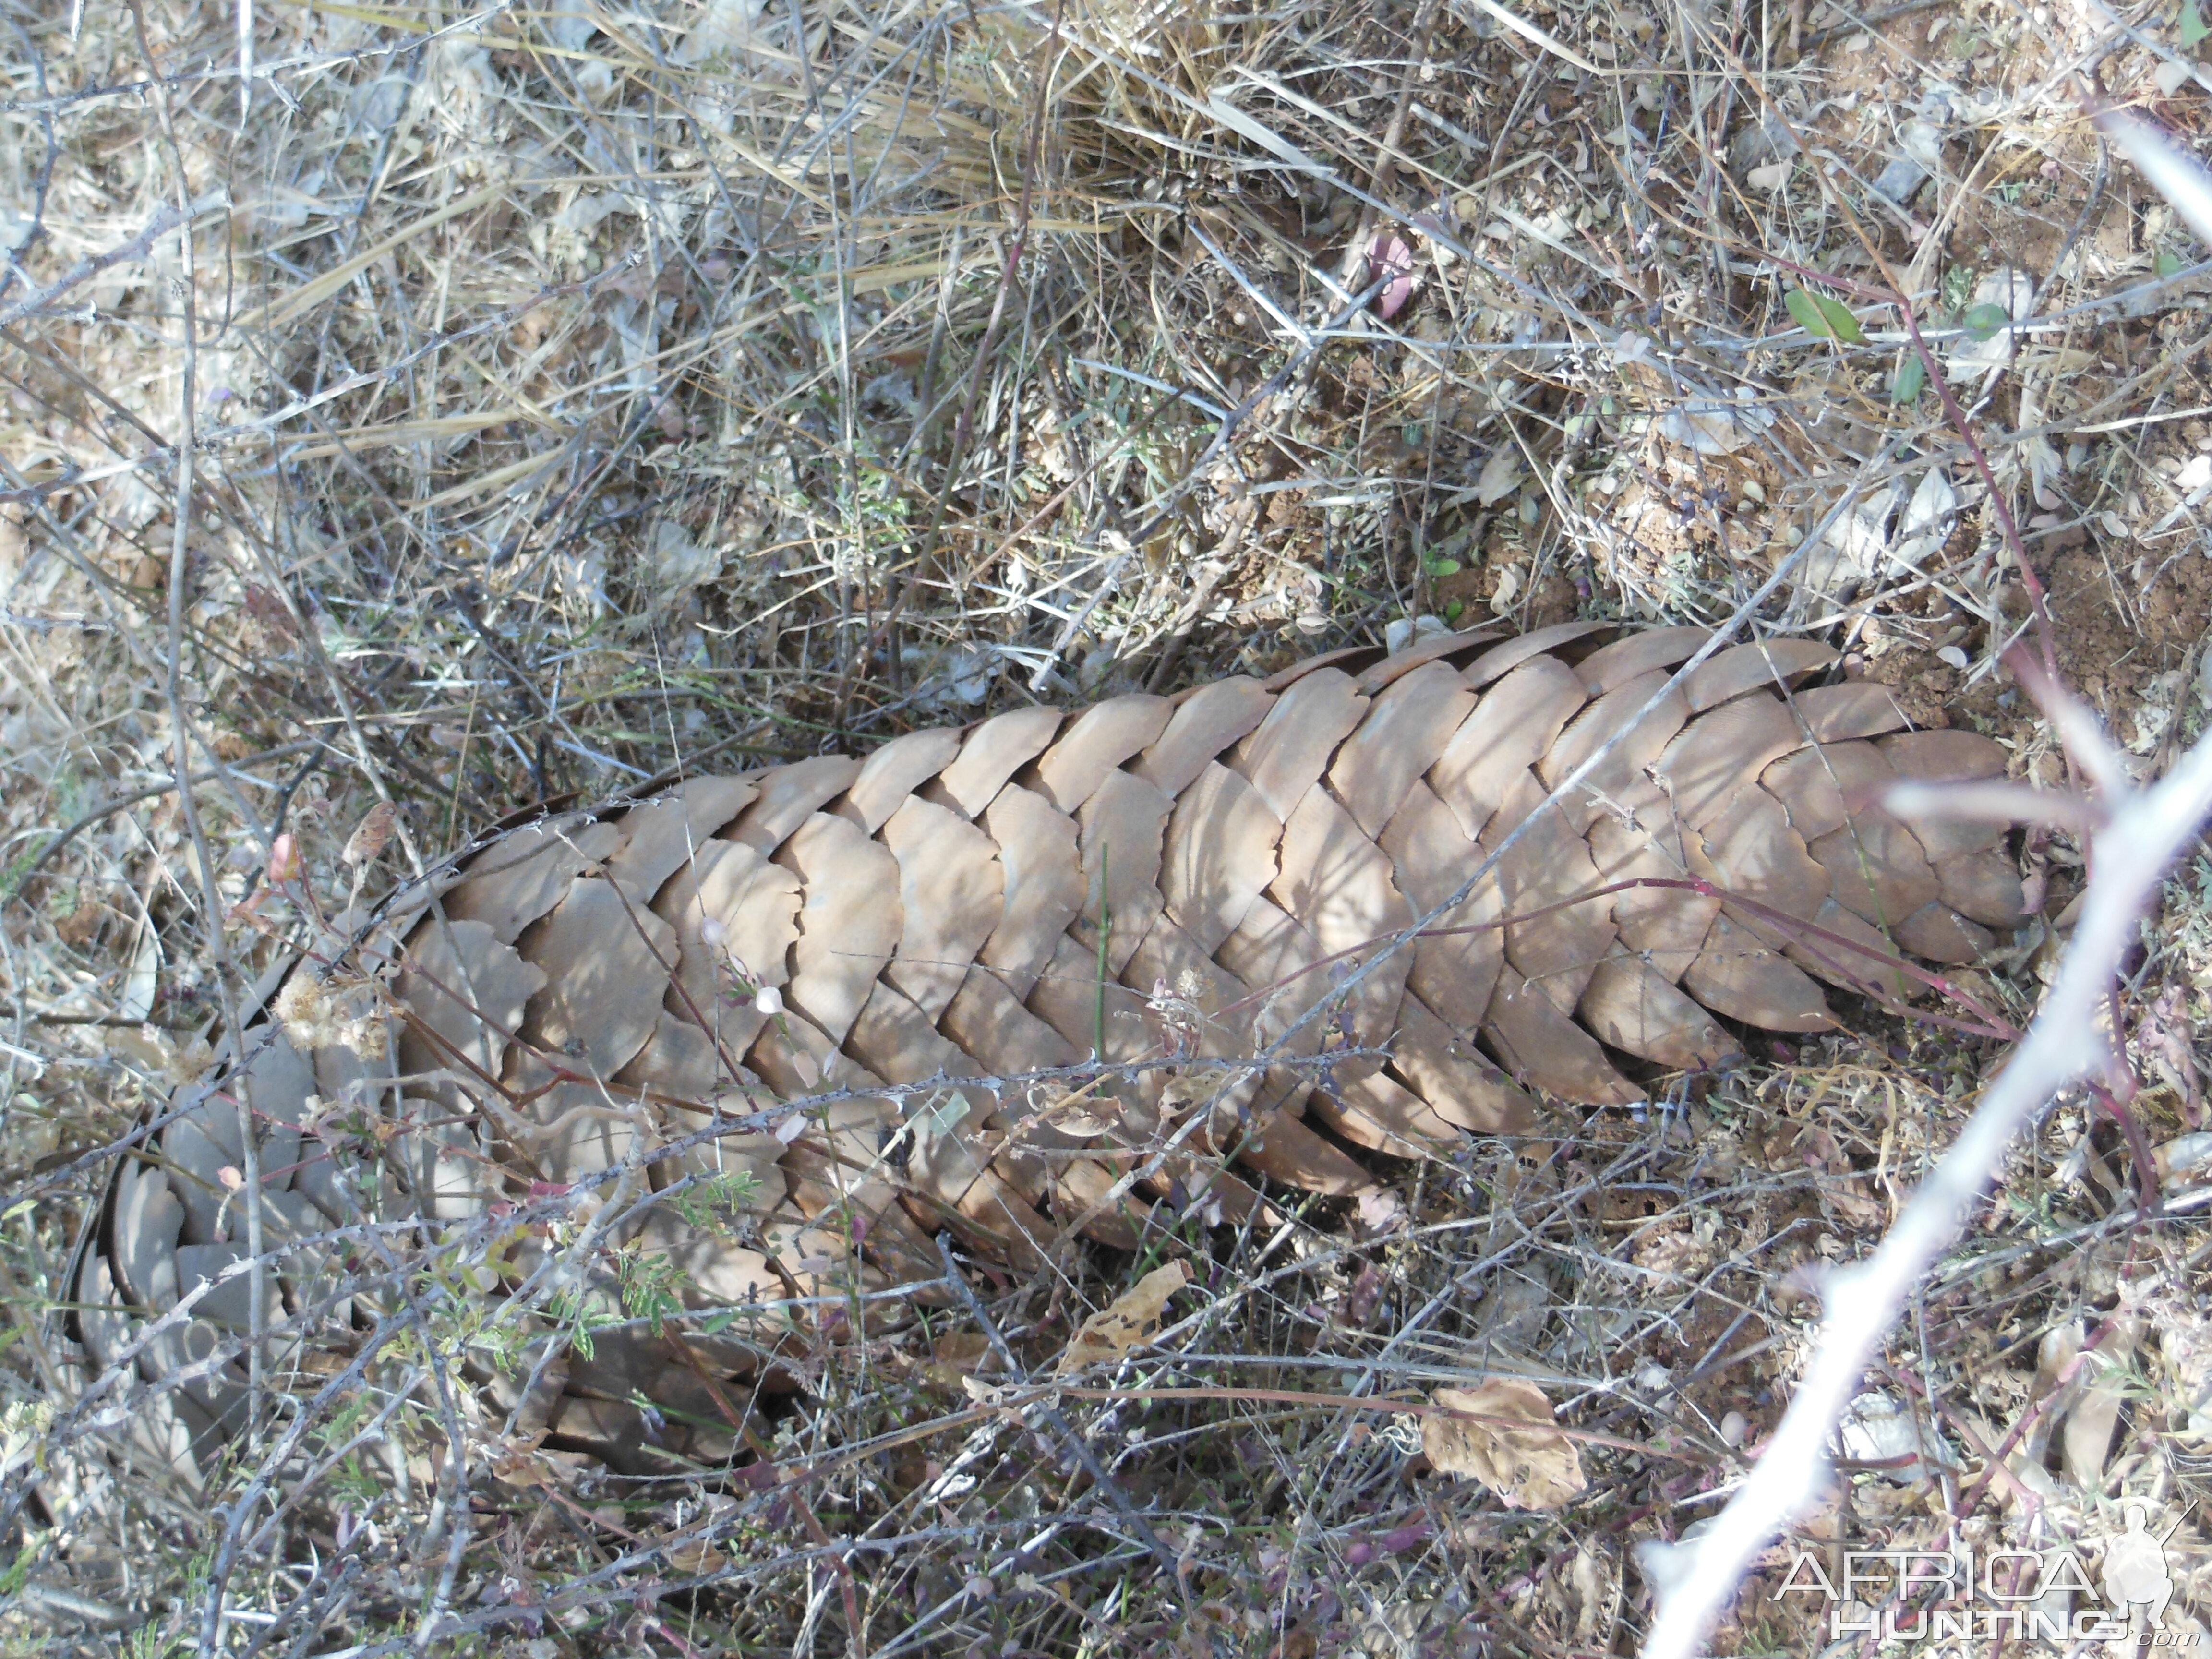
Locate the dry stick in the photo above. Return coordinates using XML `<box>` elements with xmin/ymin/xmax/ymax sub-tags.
<box><xmin>1333</xmin><ymin>0</ymin><xmax>1444</xmax><ymax>291</ymax></box>
<box><xmin>1637</xmin><ymin>714</ymin><xmax>2212</xmax><ymax>1659</ymax></box>
<box><xmin>934</xmin><ymin>1236</ymin><xmax>1183</xmax><ymax>1576</ymax></box>
<box><xmin>3</xmin><ymin>322</ymin><xmax>174</xmax><ymax>453</ymax></box>
<box><xmin>4</xmin><ymin>739</ymin><xmax>328</xmax><ymax>902</ymax></box>
<box><xmin>736</xmin><ymin>1408</ymin><xmax>868</xmax><ymax>1659</ymax></box>
<box><xmin>1025</xmin><ymin>269</ymin><xmax>1395</xmax><ymax>696</ymax></box>
<box><xmin>1691</xmin><ymin>25</ymin><xmax>2064</xmax><ymax>682</ymax></box>
<box><xmin>1045</xmin><ymin>1386</ymin><xmax>1711</xmax><ymax>1460</ymax></box>
<box><xmin>120</xmin><ymin>0</ymin><xmax>268</xmax><ymax>1499</ymax></box>
<box><xmin>866</xmin><ymin>0</ymin><xmax>1066</xmax><ymax>698</ymax></box>
<box><xmin>0</xmin><ymin>192</ymin><xmax>225</xmax><ymax>331</ymax></box>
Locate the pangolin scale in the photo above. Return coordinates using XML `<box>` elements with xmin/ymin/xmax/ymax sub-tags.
<box><xmin>71</xmin><ymin>621</ymin><xmax>2025</xmax><ymax>1478</ymax></box>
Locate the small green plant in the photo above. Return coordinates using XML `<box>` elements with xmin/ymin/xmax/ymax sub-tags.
<box><xmin>616</xmin><ymin>1247</ymin><xmax>689</xmax><ymax>1337</ymax></box>
<box><xmin>0</xmin><ymin>846</ymin><xmax>42</xmax><ymax>907</ymax></box>
<box><xmin>2183</xmin><ymin>0</ymin><xmax>2209</xmax><ymax>50</ymax></box>
<box><xmin>1785</xmin><ymin>287</ymin><xmax>1865</xmax><ymax>344</ymax></box>
<box><xmin>547</xmin><ymin>1286</ymin><xmax>621</xmax><ymax>1361</ymax></box>
<box><xmin>672</xmin><ymin>1167</ymin><xmax>764</xmax><ymax>1232</ymax></box>
<box><xmin>1960</xmin><ymin>301</ymin><xmax>2012</xmax><ymax>341</ymax></box>
<box><xmin>1892</xmin><ymin>351</ymin><xmax>1927</xmax><ymax>405</ymax></box>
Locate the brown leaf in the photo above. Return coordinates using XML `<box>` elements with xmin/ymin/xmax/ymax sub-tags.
<box><xmin>2061</xmin><ymin>1318</ymin><xmax>2140</xmax><ymax>1490</ymax></box>
<box><xmin>665</xmin><ymin>1538</ymin><xmax>728</xmax><ymax>1575</ymax></box>
<box><xmin>341</xmin><ymin>801</ymin><xmax>397</xmax><ymax>869</ymax></box>
<box><xmin>924</xmin><ymin>1331</ymin><xmax>996</xmax><ymax>1392</ymax></box>
<box><xmin>1423</xmin><ymin>1380</ymin><xmax>1587</xmax><ymax>1510</ymax></box>
<box><xmin>1056</xmin><ymin>1261</ymin><xmax>1188</xmax><ymax>1374</ymax></box>
<box><xmin>486</xmin><ymin>1430</ymin><xmax>560</xmax><ymax>1490</ymax></box>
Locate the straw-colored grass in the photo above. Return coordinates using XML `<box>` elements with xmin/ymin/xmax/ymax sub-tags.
<box><xmin>8</xmin><ymin>0</ymin><xmax>2212</xmax><ymax>1652</ymax></box>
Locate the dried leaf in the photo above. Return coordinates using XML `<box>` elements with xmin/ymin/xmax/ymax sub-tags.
<box><xmin>1423</xmin><ymin>1379</ymin><xmax>1587</xmax><ymax>1509</ymax></box>
<box><xmin>1475</xmin><ymin>445</ymin><xmax>1523</xmax><ymax>505</ymax></box>
<box><xmin>267</xmin><ymin>832</ymin><xmax>304</xmax><ymax>885</ymax></box>
<box><xmin>2061</xmin><ymin>1319</ymin><xmax>2140</xmax><ymax>1489</ymax></box>
<box><xmin>1035</xmin><ymin>1083</ymin><xmax>1120</xmax><ymax>1139</ymax></box>
<box><xmin>1837</xmin><ymin>1391</ymin><xmax>1947</xmax><ymax>1480</ymax></box>
<box><xmin>487</xmin><ymin>1430</ymin><xmax>560</xmax><ymax>1491</ymax></box>
<box><xmin>1657</xmin><ymin>398</ymin><xmax>1772</xmax><ymax>456</ymax></box>
<box><xmin>1488</xmin><ymin>562</ymin><xmax>1523</xmax><ymax>613</ymax></box>
<box><xmin>341</xmin><ymin>802</ymin><xmax>397</xmax><ymax>869</ymax></box>
<box><xmin>666</xmin><ymin>1538</ymin><xmax>729</xmax><ymax>1574</ymax></box>
<box><xmin>1056</xmin><ymin>1261</ymin><xmax>1188</xmax><ymax>1374</ymax></box>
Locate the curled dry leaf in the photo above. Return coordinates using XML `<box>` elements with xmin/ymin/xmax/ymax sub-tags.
<box><xmin>1034</xmin><ymin>1082</ymin><xmax>1120</xmax><ymax>1139</ymax></box>
<box><xmin>2061</xmin><ymin>1316</ymin><xmax>2140</xmax><ymax>1490</ymax></box>
<box><xmin>341</xmin><ymin>801</ymin><xmax>398</xmax><ymax>869</ymax></box>
<box><xmin>665</xmin><ymin>1538</ymin><xmax>729</xmax><ymax>1575</ymax></box>
<box><xmin>1423</xmin><ymin>1379</ymin><xmax>1587</xmax><ymax>1510</ymax></box>
<box><xmin>1056</xmin><ymin>1260</ymin><xmax>1188</xmax><ymax>1374</ymax></box>
<box><xmin>924</xmin><ymin>1331</ymin><xmax>995</xmax><ymax>1391</ymax></box>
<box><xmin>1475</xmin><ymin>444</ymin><xmax>1523</xmax><ymax>505</ymax></box>
<box><xmin>486</xmin><ymin>1430</ymin><xmax>559</xmax><ymax>1491</ymax></box>
<box><xmin>266</xmin><ymin>832</ymin><xmax>304</xmax><ymax>885</ymax></box>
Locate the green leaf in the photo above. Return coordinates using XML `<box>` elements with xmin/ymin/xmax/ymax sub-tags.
<box><xmin>1892</xmin><ymin>353</ymin><xmax>1927</xmax><ymax>405</ymax></box>
<box><xmin>2158</xmin><ymin>250</ymin><xmax>2188</xmax><ymax>279</ymax></box>
<box><xmin>2183</xmin><ymin>0</ymin><xmax>2209</xmax><ymax>49</ymax></box>
<box><xmin>1812</xmin><ymin>294</ymin><xmax>1866</xmax><ymax>344</ymax></box>
<box><xmin>1443</xmin><ymin>600</ymin><xmax>1465</xmax><ymax>624</ymax></box>
<box><xmin>1425</xmin><ymin>557</ymin><xmax>1462</xmax><ymax>577</ymax></box>
<box><xmin>1961</xmin><ymin>302</ymin><xmax>2011</xmax><ymax>341</ymax></box>
<box><xmin>1786</xmin><ymin>288</ymin><xmax>1865</xmax><ymax>344</ymax></box>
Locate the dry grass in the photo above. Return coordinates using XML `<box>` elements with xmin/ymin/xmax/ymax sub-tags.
<box><xmin>10</xmin><ymin>0</ymin><xmax>2212</xmax><ymax>1653</ymax></box>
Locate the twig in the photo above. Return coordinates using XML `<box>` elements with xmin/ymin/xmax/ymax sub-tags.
<box><xmin>1636</xmin><ymin>707</ymin><xmax>2212</xmax><ymax>1659</ymax></box>
<box><xmin>0</xmin><ymin>192</ymin><xmax>226</xmax><ymax>331</ymax></box>
<box><xmin>123</xmin><ymin>0</ymin><xmax>266</xmax><ymax>1488</ymax></box>
<box><xmin>935</xmin><ymin>1237</ymin><xmax>1183</xmax><ymax>1575</ymax></box>
<box><xmin>3</xmin><ymin>740</ymin><xmax>328</xmax><ymax>906</ymax></box>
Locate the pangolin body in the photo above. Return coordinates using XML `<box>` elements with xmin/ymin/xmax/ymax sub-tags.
<box><xmin>72</xmin><ymin>621</ymin><xmax>2025</xmax><ymax>1477</ymax></box>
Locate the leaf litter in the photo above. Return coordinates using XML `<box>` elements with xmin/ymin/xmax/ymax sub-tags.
<box><xmin>8</xmin><ymin>0</ymin><xmax>2212</xmax><ymax>1654</ymax></box>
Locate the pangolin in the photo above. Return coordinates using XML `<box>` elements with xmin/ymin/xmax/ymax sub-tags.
<box><xmin>69</xmin><ymin>621</ymin><xmax>2024</xmax><ymax>1478</ymax></box>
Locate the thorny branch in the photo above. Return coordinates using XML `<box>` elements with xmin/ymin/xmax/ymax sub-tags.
<box><xmin>1635</xmin><ymin>106</ymin><xmax>2212</xmax><ymax>1659</ymax></box>
<box><xmin>1638</xmin><ymin>696</ymin><xmax>2212</xmax><ymax>1659</ymax></box>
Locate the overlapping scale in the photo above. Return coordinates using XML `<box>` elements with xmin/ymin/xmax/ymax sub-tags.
<box><xmin>84</xmin><ymin>624</ymin><xmax>2033</xmax><ymax>1481</ymax></box>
